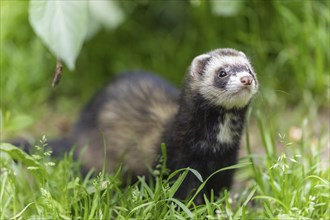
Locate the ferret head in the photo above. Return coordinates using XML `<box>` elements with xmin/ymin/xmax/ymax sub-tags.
<box><xmin>189</xmin><ymin>48</ymin><xmax>258</xmax><ymax>109</ymax></box>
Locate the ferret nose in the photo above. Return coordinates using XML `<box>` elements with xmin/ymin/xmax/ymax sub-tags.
<box><xmin>240</xmin><ymin>76</ymin><xmax>253</xmax><ymax>85</ymax></box>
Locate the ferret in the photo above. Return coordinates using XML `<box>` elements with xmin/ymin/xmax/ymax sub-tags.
<box><xmin>162</xmin><ymin>48</ymin><xmax>258</xmax><ymax>202</ymax></box>
<box><xmin>18</xmin><ymin>48</ymin><xmax>258</xmax><ymax>202</ymax></box>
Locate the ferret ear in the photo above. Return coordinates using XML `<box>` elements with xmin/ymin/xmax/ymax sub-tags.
<box><xmin>190</xmin><ymin>54</ymin><xmax>211</xmax><ymax>78</ymax></box>
<box><xmin>239</xmin><ymin>51</ymin><xmax>246</xmax><ymax>57</ymax></box>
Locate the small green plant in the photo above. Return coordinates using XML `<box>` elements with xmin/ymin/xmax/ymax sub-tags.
<box><xmin>28</xmin><ymin>136</ymin><xmax>55</xmax><ymax>170</ymax></box>
<box><xmin>245</xmin><ymin>113</ymin><xmax>330</xmax><ymax>219</ymax></box>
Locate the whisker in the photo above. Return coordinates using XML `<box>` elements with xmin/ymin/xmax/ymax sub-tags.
<box><xmin>273</xmin><ymin>90</ymin><xmax>290</xmax><ymax>95</ymax></box>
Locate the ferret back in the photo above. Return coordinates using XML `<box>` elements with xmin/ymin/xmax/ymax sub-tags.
<box><xmin>73</xmin><ymin>72</ymin><xmax>179</xmax><ymax>176</ymax></box>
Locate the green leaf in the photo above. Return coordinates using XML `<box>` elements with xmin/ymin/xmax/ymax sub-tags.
<box><xmin>0</xmin><ymin>143</ymin><xmax>47</xmax><ymax>177</ymax></box>
<box><xmin>166</xmin><ymin>198</ymin><xmax>193</xmax><ymax>218</ymax></box>
<box><xmin>128</xmin><ymin>201</ymin><xmax>155</xmax><ymax>216</ymax></box>
<box><xmin>10</xmin><ymin>202</ymin><xmax>35</xmax><ymax>220</ymax></box>
<box><xmin>28</xmin><ymin>1</ymin><xmax>89</xmax><ymax>70</ymax></box>
<box><xmin>137</xmin><ymin>176</ymin><xmax>154</xmax><ymax>199</ymax></box>
<box><xmin>89</xmin><ymin>0</ymin><xmax>124</xmax><ymax>30</ymax></box>
<box><xmin>168</xmin><ymin>169</ymin><xmax>189</xmax><ymax>198</ymax></box>
<box><xmin>210</xmin><ymin>0</ymin><xmax>243</xmax><ymax>17</ymax></box>
<box><xmin>1</xmin><ymin>112</ymin><xmax>33</xmax><ymax>131</ymax></box>
<box><xmin>188</xmin><ymin>168</ymin><xmax>203</xmax><ymax>183</ymax></box>
<box><xmin>253</xmin><ymin>195</ymin><xmax>290</xmax><ymax>213</ymax></box>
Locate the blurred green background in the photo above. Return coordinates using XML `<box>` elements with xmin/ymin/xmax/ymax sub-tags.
<box><xmin>1</xmin><ymin>0</ymin><xmax>329</xmax><ymax>139</ymax></box>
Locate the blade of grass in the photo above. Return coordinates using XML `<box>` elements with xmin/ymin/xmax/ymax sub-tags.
<box><xmin>246</xmin><ymin>108</ymin><xmax>265</xmax><ymax>193</ymax></box>
<box><xmin>137</xmin><ymin>176</ymin><xmax>154</xmax><ymax>199</ymax></box>
<box><xmin>263</xmin><ymin>202</ymin><xmax>275</xmax><ymax>219</ymax></box>
<box><xmin>256</xmin><ymin>111</ymin><xmax>275</xmax><ymax>157</ymax></box>
<box><xmin>203</xmin><ymin>194</ymin><xmax>213</xmax><ymax>216</ymax></box>
<box><xmin>168</xmin><ymin>169</ymin><xmax>189</xmax><ymax>198</ymax></box>
<box><xmin>1</xmin><ymin>194</ymin><xmax>13</xmax><ymax>220</ymax></box>
<box><xmin>187</xmin><ymin>162</ymin><xmax>251</xmax><ymax>207</ymax></box>
<box><xmin>128</xmin><ymin>201</ymin><xmax>155</xmax><ymax>216</ymax></box>
<box><xmin>166</xmin><ymin>198</ymin><xmax>193</xmax><ymax>218</ymax></box>
<box><xmin>10</xmin><ymin>202</ymin><xmax>34</xmax><ymax>220</ymax></box>
<box><xmin>253</xmin><ymin>195</ymin><xmax>289</xmax><ymax>213</ymax></box>
<box><xmin>0</xmin><ymin>170</ymin><xmax>8</xmax><ymax>203</ymax></box>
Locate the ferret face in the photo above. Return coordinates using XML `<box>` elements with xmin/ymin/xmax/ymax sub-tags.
<box><xmin>189</xmin><ymin>48</ymin><xmax>258</xmax><ymax>109</ymax></box>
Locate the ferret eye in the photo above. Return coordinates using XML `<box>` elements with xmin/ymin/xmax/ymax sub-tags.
<box><xmin>218</xmin><ymin>70</ymin><xmax>227</xmax><ymax>78</ymax></box>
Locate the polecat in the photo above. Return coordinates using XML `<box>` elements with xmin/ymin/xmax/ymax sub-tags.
<box><xmin>18</xmin><ymin>48</ymin><xmax>258</xmax><ymax>202</ymax></box>
<box><xmin>162</xmin><ymin>48</ymin><xmax>258</xmax><ymax>202</ymax></box>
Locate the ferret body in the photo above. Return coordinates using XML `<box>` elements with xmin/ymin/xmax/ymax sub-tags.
<box><xmin>73</xmin><ymin>73</ymin><xmax>179</xmax><ymax>176</ymax></box>
<box><xmin>53</xmin><ymin>48</ymin><xmax>258</xmax><ymax>201</ymax></box>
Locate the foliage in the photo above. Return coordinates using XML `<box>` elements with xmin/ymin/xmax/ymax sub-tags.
<box><xmin>1</xmin><ymin>113</ymin><xmax>329</xmax><ymax>219</ymax></box>
<box><xmin>1</xmin><ymin>1</ymin><xmax>329</xmax><ymax>117</ymax></box>
<box><xmin>29</xmin><ymin>1</ymin><xmax>124</xmax><ymax>70</ymax></box>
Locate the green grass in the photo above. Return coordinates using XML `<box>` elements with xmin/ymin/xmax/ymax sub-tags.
<box><xmin>1</xmin><ymin>112</ymin><xmax>329</xmax><ymax>219</ymax></box>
